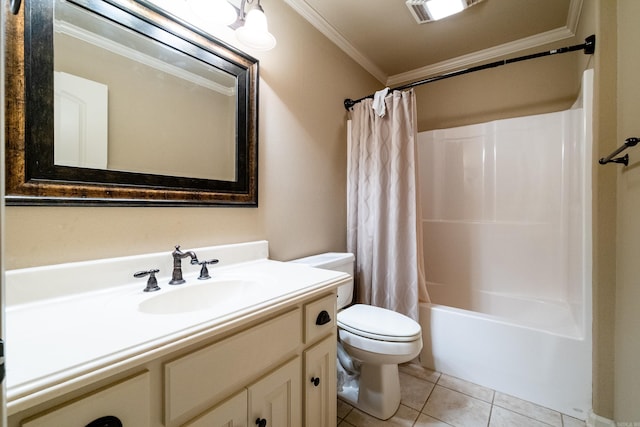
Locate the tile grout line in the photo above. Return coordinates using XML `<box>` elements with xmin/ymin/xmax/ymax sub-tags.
<box><xmin>417</xmin><ymin>370</ymin><xmax>570</xmax><ymax>427</ymax></box>
<box><xmin>429</xmin><ymin>370</ymin><xmax>570</xmax><ymax>426</ymax></box>
<box><xmin>338</xmin><ymin>364</ymin><xmax>586</xmax><ymax>427</ymax></box>
<box><xmin>491</xmin><ymin>400</ymin><xmax>561</xmax><ymax>427</ymax></box>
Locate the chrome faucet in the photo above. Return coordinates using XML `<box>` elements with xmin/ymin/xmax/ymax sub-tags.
<box><xmin>169</xmin><ymin>245</ymin><xmax>199</xmax><ymax>285</ymax></box>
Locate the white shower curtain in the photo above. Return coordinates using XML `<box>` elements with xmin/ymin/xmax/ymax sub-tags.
<box><xmin>347</xmin><ymin>89</ymin><xmax>429</xmax><ymax>322</ymax></box>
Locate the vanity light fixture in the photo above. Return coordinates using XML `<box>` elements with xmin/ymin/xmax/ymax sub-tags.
<box><xmin>406</xmin><ymin>0</ymin><xmax>484</xmax><ymax>23</ymax></box>
<box><xmin>235</xmin><ymin>0</ymin><xmax>277</xmax><ymax>51</ymax></box>
<box><xmin>145</xmin><ymin>0</ymin><xmax>276</xmax><ymax>51</ymax></box>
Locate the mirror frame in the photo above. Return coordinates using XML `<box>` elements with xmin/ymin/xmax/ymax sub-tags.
<box><xmin>5</xmin><ymin>0</ymin><xmax>259</xmax><ymax>206</ymax></box>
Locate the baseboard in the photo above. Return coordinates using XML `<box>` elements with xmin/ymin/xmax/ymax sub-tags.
<box><xmin>587</xmin><ymin>411</ymin><xmax>617</xmax><ymax>427</ymax></box>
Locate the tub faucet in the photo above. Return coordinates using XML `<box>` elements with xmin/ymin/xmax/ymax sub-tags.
<box><xmin>169</xmin><ymin>245</ymin><xmax>199</xmax><ymax>285</ymax></box>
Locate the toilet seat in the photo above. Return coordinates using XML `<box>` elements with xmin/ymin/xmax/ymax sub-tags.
<box><xmin>339</xmin><ymin>327</ymin><xmax>423</xmax><ymax>359</ymax></box>
<box><xmin>337</xmin><ymin>304</ymin><xmax>421</xmax><ymax>342</ymax></box>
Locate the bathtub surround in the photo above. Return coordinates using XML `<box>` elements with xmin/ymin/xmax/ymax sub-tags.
<box><xmin>347</xmin><ymin>89</ymin><xmax>428</xmax><ymax>322</ymax></box>
<box><xmin>417</xmin><ymin>70</ymin><xmax>593</xmax><ymax>418</ymax></box>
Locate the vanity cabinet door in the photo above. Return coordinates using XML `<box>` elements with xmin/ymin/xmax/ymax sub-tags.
<box><xmin>182</xmin><ymin>390</ymin><xmax>247</xmax><ymax>427</ymax></box>
<box><xmin>165</xmin><ymin>308</ymin><xmax>301</xmax><ymax>425</ymax></box>
<box><xmin>248</xmin><ymin>357</ymin><xmax>301</xmax><ymax>427</ymax></box>
<box><xmin>304</xmin><ymin>336</ymin><xmax>337</xmax><ymax>427</ymax></box>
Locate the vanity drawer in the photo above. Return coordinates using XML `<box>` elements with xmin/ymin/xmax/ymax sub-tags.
<box><xmin>304</xmin><ymin>293</ymin><xmax>337</xmax><ymax>344</ymax></box>
<box><xmin>165</xmin><ymin>308</ymin><xmax>302</xmax><ymax>426</ymax></box>
<box><xmin>22</xmin><ymin>371</ymin><xmax>151</xmax><ymax>427</ymax></box>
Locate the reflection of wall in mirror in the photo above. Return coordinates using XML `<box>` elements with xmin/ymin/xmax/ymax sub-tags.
<box><xmin>54</xmin><ymin>33</ymin><xmax>236</xmax><ymax>182</ymax></box>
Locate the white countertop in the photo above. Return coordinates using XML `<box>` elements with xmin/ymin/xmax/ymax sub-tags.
<box><xmin>5</xmin><ymin>241</ymin><xmax>349</xmax><ymax>413</ymax></box>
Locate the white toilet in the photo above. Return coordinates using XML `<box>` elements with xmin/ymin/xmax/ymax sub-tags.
<box><xmin>291</xmin><ymin>252</ymin><xmax>423</xmax><ymax>420</ymax></box>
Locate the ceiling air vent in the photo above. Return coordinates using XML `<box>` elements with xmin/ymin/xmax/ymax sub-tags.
<box><xmin>406</xmin><ymin>0</ymin><xmax>485</xmax><ymax>24</ymax></box>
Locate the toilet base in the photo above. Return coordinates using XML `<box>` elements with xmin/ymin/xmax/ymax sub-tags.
<box><xmin>338</xmin><ymin>363</ymin><xmax>401</xmax><ymax>420</ymax></box>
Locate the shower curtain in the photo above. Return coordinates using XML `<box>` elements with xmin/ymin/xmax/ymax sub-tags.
<box><xmin>347</xmin><ymin>89</ymin><xmax>429</xmax><ymax>322</ymax></box>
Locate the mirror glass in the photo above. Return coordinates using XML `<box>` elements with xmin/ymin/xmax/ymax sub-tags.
<box><xmin>54</xmin><ymin>0</ymin><xmax>238</xmax><ymax>181</ymax></box>
<box><xmin>5</xmin><ymin>0</ymin><xmax>258</xmax><ymax>206</ymax></box>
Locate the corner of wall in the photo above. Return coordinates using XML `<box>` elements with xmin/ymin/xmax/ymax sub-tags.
<box><xmin>590</xmin><ymin>0</ymin><xmax>618</xmax><ymax>420</ymax></box>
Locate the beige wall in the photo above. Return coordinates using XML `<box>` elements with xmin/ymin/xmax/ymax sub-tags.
<box><xmin>413</xmin><ymin>26</ymin><xmax>595</xmax><ymax>132</ymax></box>
<box><xmin>614</xmin><ymin>0</ymin><xmax>640</xmax><ymax>422</ymax></box>
<box><xmin>414</xmin><ymin>49</ymin><xmax>586</xmax><ymax>132</ymax></box>
<box><xmin>5</xmin><ymin>0</ymin><xmax>380</xmax><ymax>269</ymax></box>
<box><xmin>585</xmin><ymin>0</ymin><xmax>640</xmax><ymax>421</ymax></box>
<box><xmin>592</xmin><ymin>0</ymin><xmax>617</xmax><ymax>419</ymax></box>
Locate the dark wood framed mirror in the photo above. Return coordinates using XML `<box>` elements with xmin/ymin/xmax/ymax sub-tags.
<box><xmin>5</xmin><ymin>0</ymin><xmax>258</xmax><ymax>206</ymax></box>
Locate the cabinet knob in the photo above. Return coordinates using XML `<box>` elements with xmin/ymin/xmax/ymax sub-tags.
<box><xmin>255</xmin><ymin>418</ymin><xmax>267</xmax><ymax>427</ymax></box>
<box><xmin>311</xmin><ymin>376</ymin><xmax>320</xmax><ymax>387</ymax></box>
<box><xmin>85</xmin><ymin>416</ymin><xmax>123</xmax><ymax>427</ymax></box>
<box><xmin>315</xmin><ymin>310</ymin><xmax>331</xmax><ymax>325</ymax></box>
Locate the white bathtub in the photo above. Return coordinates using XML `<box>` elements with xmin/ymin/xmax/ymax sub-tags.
<box><xmin>419</xmin><ymin>300</ymin><xmax>591</xmax><ymax>419</ymax></box>
<box><xmin>417</xmin><ymin>69</ymin><xmax>593</xmax><ymax>420</ymax></box>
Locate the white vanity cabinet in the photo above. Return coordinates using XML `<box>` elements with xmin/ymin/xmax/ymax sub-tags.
<box><xmin>248</xmin><ymin>357</ymin><xmax>302</xmax><ymax>427</ymax></box>
<box><xmin>164</xmin><ymin>308</ymin><xmax>302</xmax><ymax>425</ymax></box>
<box><xmin>20</xmin><ymin>372</ymin><xmax>152</xmax><ymax>427</ymax></box>
<box><xmin>178</xmin><ymin>292</ymin><xmax>337</xmax><ymax>427</ymax></box>
<box><xmin>304</xmin><ymin>337</ymin><xmax>337</xmax><ymax>427</ymax></box>
<box><xmin>182</xmin><ymin>358</ymin><xmax>302</xmax><ymax>427</ymax></box>
<box><xmin>303</xmin><ymin>294</ymin><xmax>338</xmax><ymax>427</ymax></box>
<box><xmin>182</xmin><ymin>390</ymin><xmax>247</xmax><ymax>427</ymax></box>
<box><xmin>10</xmin><ymin>291</ymin><xmax>338</xmax><ymax>427</ymax></box>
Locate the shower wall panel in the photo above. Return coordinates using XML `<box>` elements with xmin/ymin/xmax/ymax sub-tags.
<box><xmin>419</xmin><ymin>103</ymin><xmax>588</xmax><ymax>334</ymax></box>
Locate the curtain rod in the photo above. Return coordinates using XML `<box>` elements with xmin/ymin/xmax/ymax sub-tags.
<box><xmin>343</xmin><ymin>34</ymin><xmax>596</xmax><ymax>111</ymax></box>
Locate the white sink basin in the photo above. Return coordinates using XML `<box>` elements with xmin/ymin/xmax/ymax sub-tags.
<box><xmin>139</xmin><ymin>279</ymin><xmax>265</xmax><ymax>315</ymax></box>
<box><xmin>5</xmin><ymin>241</ymin><xmax>352</xmax><ymax>407</ymax></box>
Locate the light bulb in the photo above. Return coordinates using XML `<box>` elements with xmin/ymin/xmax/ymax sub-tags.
<box><xmin>236</xmin><ymin>6</ymin><xmax>276</xmax><ymax>51</ymax></box>
<box><xmin>425</xmin><ymin>0</ymin><xmax>465</xmax><ymax>20</ymax></box>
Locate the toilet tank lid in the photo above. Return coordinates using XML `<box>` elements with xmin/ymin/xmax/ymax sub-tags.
<box><xmin>289</xmin><ymin>252</ymin><xmax>354</xmax><ymax>269</ymax></box>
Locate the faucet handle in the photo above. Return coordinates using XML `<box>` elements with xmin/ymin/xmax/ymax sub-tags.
<box><xmin>197</xmin><ymin>259</ymin><xmax>219</xmax><ymax>280</ymax></box>
<box><xmin>134</xmin><ymin>269</ymin><xmax>161</xmax><ymax>292</ymax></box>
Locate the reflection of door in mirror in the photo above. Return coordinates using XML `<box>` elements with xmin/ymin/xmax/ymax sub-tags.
<box><xmin>53</xmin><ymin>0</ymin><xmax>238</xmax><ymax>182</ymax></box>
<box><xmin>54</xmin><ymin>71</ymin><xmax>108</xmax><ymax>169</ymax></box>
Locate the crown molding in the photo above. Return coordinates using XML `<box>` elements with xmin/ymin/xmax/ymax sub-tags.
<box><xmin>285</xmin><ymin>0</ymin><xmax>583</xmax><ymax>88</ymax></box>
<box><xmin>566</xmin><ymin>0</ymin><xmax>584</xmax><ymax>34</ymax></box>
<box><xmin>282</xmin><ymin>0</ymin><xmax>388</xmax><ymax>83</ymax></box>
<box><xmin>386</xmin><ymin>26</ymin><xmax>576</xmax><ymax>86</ymax></box>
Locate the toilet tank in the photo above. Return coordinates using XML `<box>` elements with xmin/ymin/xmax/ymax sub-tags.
<box><xmin>289</xmin><ymin>252</ymin><xmax>354</xmax><ymax>309</ymax></box>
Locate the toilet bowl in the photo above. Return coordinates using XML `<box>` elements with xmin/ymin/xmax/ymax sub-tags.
<box><xmin>290</xmin><ymin>253</ymin><xmax>423</xmax><ymax>420</ymax></box>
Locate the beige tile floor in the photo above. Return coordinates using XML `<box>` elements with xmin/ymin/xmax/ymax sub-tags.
<box><xmin>337</xmin><ymin>362</ymin><xmax>587</xmax><ymax>427</ymax></box>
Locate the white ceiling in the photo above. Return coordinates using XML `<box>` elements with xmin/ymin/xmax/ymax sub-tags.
<box><xmin>283</xmin><ymin>0</ymin><xmax>583</xmax><ymax>85</ymax></box>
